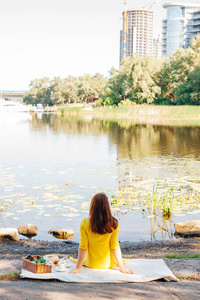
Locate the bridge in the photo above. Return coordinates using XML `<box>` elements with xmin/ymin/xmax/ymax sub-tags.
<box><xmin>1</xmin><ymin>90</ymin><xmax>26</xmax><ymax>101</ymax></box>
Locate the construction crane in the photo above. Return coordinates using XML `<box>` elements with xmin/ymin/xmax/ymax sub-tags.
<box><xmin>123</xmin><ymin>1</ymin><xmax>128</xmax><ymax>59</ymax></box>
<box><xmin>142</xmin><ymin>0</ymin><xmax>163</xmax><ymax>10</ymax></box>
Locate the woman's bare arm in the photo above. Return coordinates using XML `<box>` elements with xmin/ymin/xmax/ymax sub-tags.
<box><xmin>69</xmin><ymin>248</ymin><xmax>87</xmax><ymax>274</ymax></box>
<box><xmin>112</xmin><ymin>247</ymin><xmax>133</xmax><ymax>274</ymax></box>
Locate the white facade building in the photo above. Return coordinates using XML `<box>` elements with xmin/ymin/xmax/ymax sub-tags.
<box><xmin>120</xmin><ymin>9</ymin><xmax>154</xmax><ymax>62</ymax></box>
<box><xmin>162</xmin><ymin>2</ymin><xmax>200</xmax><ymax>57</ymax></box>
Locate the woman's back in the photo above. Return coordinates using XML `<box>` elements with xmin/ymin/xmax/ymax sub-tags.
<box><xmin>69</xmin><ymin>193</ymin><xmax>133</xmax><ymax>274</ymax></box>
<box><xmin>80</xmin><ymin>217</ymin><xmax>119</xmax><ymax>269</ymax></box>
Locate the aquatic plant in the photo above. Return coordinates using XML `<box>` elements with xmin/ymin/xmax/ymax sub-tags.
<box><xmin>110</xmin><ymin>179</ymin><xmax>200</xmax><ymax>219</ymax></box>
<box><xmin>109</xmin><ymin>178</ymin><xmax>200</xmax><ymax>239</ymax></box>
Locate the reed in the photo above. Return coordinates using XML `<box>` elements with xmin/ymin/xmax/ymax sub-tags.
<box><xmin>58</xmin><ymin>104</ymin><xmax>200</xmax><ymax>119</ymax></box>
<box><xmin>110</xmin><ymin>179</ymin><xmax>200</xmax><ymax>219</ymax></box>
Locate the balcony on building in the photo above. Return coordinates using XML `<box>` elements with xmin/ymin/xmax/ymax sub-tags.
<box><xmin>188</xmin><ymin>18</ymin><xmax>200</xmax><ymax>25</ymax></box>
<box><xmin>190</xmin><ymin>13</ymin><xmax>200</xmax><ymax>20</ymax></box>
<box><xmin>187</xmin><ymin>27</ymin><xmax>200</xmax><ymax>33</ymax></box>
<box><xmin>186</xmin><ymin>33</ymin><xmax>197</xmax><ymax>39</ymax></box>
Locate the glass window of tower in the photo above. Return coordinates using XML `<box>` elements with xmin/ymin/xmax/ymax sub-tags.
<box><xmin>167</xmin><ymin>6</ymin><xmax>182</xmax><ymax>18</ymax></box>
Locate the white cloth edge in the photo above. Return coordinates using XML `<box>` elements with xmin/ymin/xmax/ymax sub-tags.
<box><xmin>20</xmin><ymin>258</ymin><xmax>179</xmax><ymax>283</ymax></box>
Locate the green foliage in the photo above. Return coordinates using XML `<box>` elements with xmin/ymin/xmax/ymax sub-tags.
<box><xmin>24</xmin><ymin>34</ymin><xmax>200</xmax><ymax>106</ymax></box>
<box><xmin>23</xmin><ymin>74</ymin><xmax>108</xmax><ymax>106</ymax></box>
<box><xmin>105</xmin><ymin>34</ymin><xmax>200</xmax><ymax>106</ymax></box>
<box><xmin>102</xmin><ymin>55</ymin><xmax>164</xmax><ymax>106</ymax></box>
<box><xmin>175</xmin><ymin>67</ymin><xmax>200</xmax><ymax>105</ymax></box>
<box><xmin>103</xmin><ymin>97</ymin><xmax>115</xmax><ymax>106</ymax></box>
<box><xmin>154</xmin><ymin>61</ymin><xmax>176</xmax><ymax>104</ymax></box>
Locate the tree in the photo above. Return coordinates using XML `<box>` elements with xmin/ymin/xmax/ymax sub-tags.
<box><xmin>154</xmin><ymin>59</ymin><xmax>176</xmax><ymax>104</ymax></box>
<box><xmin>23</xmin><ymin>77</ymin><xmax>55</xmax><ymax>106</ymax></box>
<box><xmin>23</xmin><ymin>34</ymin><xmax>200</xmax><ymax>107</ymax></box>
<box><xmin>49</xmin><ymin>77</ymin><xmax>66</xmax><ymax>105</ymax></box>
<box><xmin>176</xmin><ymin>67</ymin><xmax>200</xmax><ymax>105</ymax></box>
<box><xmin>130</xmin><ymin>56</ymin><xmax>163</xmax><ymax>103</ymax></box>
<box><xmin>103</xmin><ymin>67</ymin><xmax>130</xmax><ymax>105</ymax></box>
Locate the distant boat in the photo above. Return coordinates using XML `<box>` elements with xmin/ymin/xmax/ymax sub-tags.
<box><xmin>29</xmin><ymin>103</ymin><xmax>44</xmax><ymax>113</ymax></box>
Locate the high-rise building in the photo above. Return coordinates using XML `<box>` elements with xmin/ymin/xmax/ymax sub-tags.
<box><xmin>153</xmin><ymin>37</ymin><xmax>162</xmax><ymax>59</ymax></box>
<box><xmin>162</xmin><ymin>2</ymin><xmax>200</xmax><ymax>57</ymax></box>
<box><xmin>187</xmin><ymin>8</ymin><xmax>200</xmax><ymax>47</ymax></box>
<box><xmin>120</xmin><ymin>9</ymin><xmax>154</xmax><ymax>62</ymax></box>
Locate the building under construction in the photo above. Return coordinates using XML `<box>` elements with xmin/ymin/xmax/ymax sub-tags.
<box><xmin>120</xmin><ymin>2</ymin><xmax>161</xmax><ymax>62</ymax></box>
<box><xmin>120</xmin><ymin>8</ymin><xmax>154</xmax><ymax>61</ymax></box>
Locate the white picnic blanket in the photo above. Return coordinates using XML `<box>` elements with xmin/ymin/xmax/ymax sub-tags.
<box><xmin>20</xmin><ymin>259</ymin><xmax>178</xmax><ymax>282</ymax></box>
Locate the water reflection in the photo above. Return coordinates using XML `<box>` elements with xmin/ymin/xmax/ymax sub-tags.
<box><xmin>149</xmin><ymin>215</ymin><xmax>174</xmax><ymax>240</ymax></box>
<box><xmin>29</xmin><ymin>114</ymin><xmax>200</xmax><ymax>185</ymax></box>
<box><xmin>29</xmin><ymin>114</ymin><xmax>200</xmax><ymax>157</ymax></box>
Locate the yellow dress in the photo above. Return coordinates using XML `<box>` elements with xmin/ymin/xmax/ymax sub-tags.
<box><xmin>78</xmin><ymin>217</ymin><xmax>120</xmax><ymax>269</ymax></box>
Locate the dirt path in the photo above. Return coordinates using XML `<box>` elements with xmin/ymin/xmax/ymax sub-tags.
<box><xmin>0</xmin><ymin>281</ymin><xmax>200</xmax><ymax>300</ymax></box>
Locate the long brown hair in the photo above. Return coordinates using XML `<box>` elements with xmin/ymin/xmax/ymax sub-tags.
<box><xmin>89</xmin><ymin>192</ymin><xmax>118</xmax><ymax>234</ymax></box>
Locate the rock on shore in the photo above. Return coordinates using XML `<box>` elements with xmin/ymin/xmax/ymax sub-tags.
<box><xmin>18</xmin><ymin>224</ymin><xmax>38</xmax><ymax>238</ymax></box>
<box><xmin>174</xmin><ymin>220</ymin><xmax>200</xmax><ymax>238</ymax></box>
<box><xmin>0</xmin><ymin>228</ymin><xmax>18</xmax><ymax>241</ymax></box>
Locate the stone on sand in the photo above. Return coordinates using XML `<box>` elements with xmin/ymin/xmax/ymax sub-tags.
<box><xmin>0</xmin><ymin>228</ymin><xmax>18</xmax><ymax>241</ymax></box>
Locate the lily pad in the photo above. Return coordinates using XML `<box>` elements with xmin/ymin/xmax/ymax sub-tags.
<box><xmin>66</xmin><ymin>213</ymin><xmax>80</xmax><ymax>217</ymax></box>
<box><xmin>2</xmin><ymin>212</ymin><xmax>14</xmax><ymax>217</ymax></box>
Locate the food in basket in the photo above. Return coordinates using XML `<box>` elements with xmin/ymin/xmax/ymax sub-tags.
<box><xmin>23</xmin><ymin>255</ymin><xmax>52</xmax><ymax>273</ymax></box>
<box><xmin>25</xmin><ymin>255</ymin><xmax>42</xmax><ymax>261</ymax></box>
<box><xmin>25</xmin><ymin>255</ymin><xmax>35</xmax><ymax>261</ymax></box>
<box><xmin>34</xmin><ymin>256</ymin><xmax>46</xmax><ymax>264</ymax></box>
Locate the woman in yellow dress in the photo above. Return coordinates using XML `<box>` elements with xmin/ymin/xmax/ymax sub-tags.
<box><xmin>69</xmin><ymin>192</ymin><xmax>133</xmax><ymax>274</ymax></box>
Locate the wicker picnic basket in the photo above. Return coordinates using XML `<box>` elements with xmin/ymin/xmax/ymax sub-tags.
<box><xmin>23</xmin><ymin>255</ymin><xmax>52</xmax><ymax>274</ymax></box>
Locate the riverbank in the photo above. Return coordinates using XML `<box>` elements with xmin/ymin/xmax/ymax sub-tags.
<box><xmin>1</xmin><ymin>238</ymin><xmax>199</xmax><ymax>299</ymax></box>
<box><xmin>56</xmin><ymin>104</ymin><xmax>200</xmax><ymax>119</ymax></box>
<box><xmin>0</xmin><ymin>238</ymin><xmax>199</xmax><ymax>281</ymax></box>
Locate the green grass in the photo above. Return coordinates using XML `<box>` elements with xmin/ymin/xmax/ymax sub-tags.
<box><xmin>57</xmin><ymin>104</ymin><xmax>200</xmax><ymax>119</ymax></box>
<box><xmin>165</xmin><ymin>253</ymin><xmax>200</xmax><ymax>259</ymax></box>
<box><xmin>0</xmin><ymin>271</ymin><xmax>21</xmax><ymax>280</ymax></box>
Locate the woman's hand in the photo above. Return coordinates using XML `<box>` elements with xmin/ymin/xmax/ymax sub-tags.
<box><xmin>119</xmin><ymin>266</ymin><xmax>133</xmax><ymax>274</ymax></box>
<box><xmin>69</xmin><ymin>248</ymin><xmax>87</xmax><ymax>274</ymax></box>
<box><xmin>69</xmin><ymin>267</ymin><xmax>81</xmax><ymax>274</ymax></box>
<box><xmin>111</xmin><ymin>248</ymin><xmax>133</xmax><ymax>275</ymax></box>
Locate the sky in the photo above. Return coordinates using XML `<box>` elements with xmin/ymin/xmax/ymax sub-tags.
<box><xmin>0</xmin><ymin>0</ymin><xmax>199</xmax><ymax>90</ymax></box>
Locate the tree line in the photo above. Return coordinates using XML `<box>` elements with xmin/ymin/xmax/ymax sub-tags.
<box><xmin>23</xmin><ymin>35</ymin><xmax>200</xmax><ymax>107</ymax></box>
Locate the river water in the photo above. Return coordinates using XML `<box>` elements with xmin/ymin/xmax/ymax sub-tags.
<box><xmin>0</xmin><ymin>112</ymin><xmax>200</xmax><ymax>242</ymax></box>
